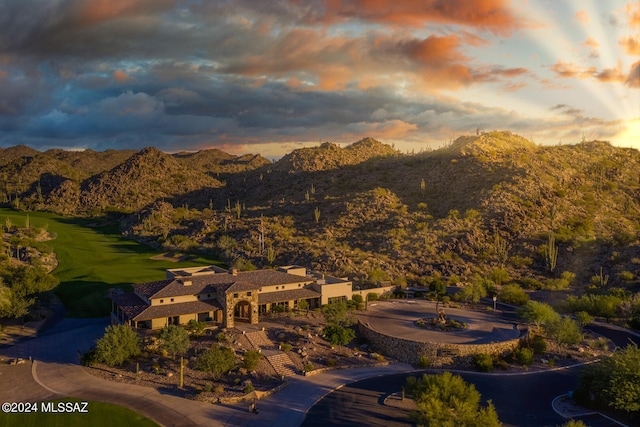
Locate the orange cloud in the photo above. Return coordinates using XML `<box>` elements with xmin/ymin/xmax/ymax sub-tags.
<box><xmin>0</xmin><ymin>70</ymin><xmax>6</xmax><ymax>79</ymax></box>
<box><xmin>77</xmin><ymin>0</ymin><xmax>174</xmax><ymax>25</ymax></box>
<box><xmin>113</xmin><ymin>70</ymin><xmax>130</xmax><ymax>82</ymax></box>
<box><xmin>575</xmin><ymin>10</ymin><xmax>590</xmax><ymax>23</ymax></box>
<box><xmin>320</xmin><ymin>0</ymin><xmax>521</xmax><ymax>35</ymax></box>
<box><xmin>583</xmin><ymin>37</ymin><xmax>599</xmax><ymax>49</ymax></box>
<box><xmin>551</xmin><ymin>61</ymin><xmax>596</xmax><ymax>79</ymax></box>
<box><xmin>620</xmin><ymin>36</ymin><xmax>640</xmax><ymax>55</ymax></box>
<box><xmin>627</xmin><ymin>2</ymin><xmax>640</xmax><ymax>27</ymax></box>
<box><xmin>594</xmin><ymin>64</ymin><xmax>626</xmax><ymax>83</ymax></box>
<box><xmin>627</xmin><ymin>60</ymin><xmax>640</xmax><ymax>87</ymax></box>
<box><xmin>551</xmin><ymin>61</ymin><xmax>627</xmax><ymax>84</ymax></box>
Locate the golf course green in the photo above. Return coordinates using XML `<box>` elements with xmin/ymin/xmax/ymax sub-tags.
<box><xmin>0</xmin><ymin>208</ymin><xmax>219</xmax><ymax>317</ymax></box>
<box><xmin>0</xmin><ymin>399</ymin><xmax>160</xmax><ymax>427</ymax></box>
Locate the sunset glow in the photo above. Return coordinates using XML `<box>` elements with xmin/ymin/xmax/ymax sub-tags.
<box><xmin>0</xmin><ymin>0</ymin><xmax>638</xmax><ymax>155</ymax></box>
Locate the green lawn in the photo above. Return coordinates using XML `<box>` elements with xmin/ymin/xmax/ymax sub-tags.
<box><xmin>0</xmin><ymin>208</ymin><xmax>219</xmax><ymax>317</ymax></box>
<box><xmin>0</xmin><ymin>399</ymin><xmax>160</xmax><ymax>427</ymax></box>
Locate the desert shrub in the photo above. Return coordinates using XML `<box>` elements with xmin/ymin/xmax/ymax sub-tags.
<box><xmin>214</xmin><ymin>385</ymin><xmax>224</xmax><ymax>394</ymax></box>
<box><xmin>326</xmin><ymin>358</ymin><xmax>337</xmax><ymax>367</ymax></box>
<box><xmin>545</xmin><ymin>317</ymin><xmax>582</xmax><ymax>346</ymax></box>
<box><xmin>303</xmin><ymin>363</ymin><xmax>314</xmax><ymax>372</ymax></box>
<box><xmin>499</xmin><ymin>284</ymin><xmax>529</xmax><ymax>305</ymax></box>
<box><xmin>95</xmin><ymin>325</ymin><xmax>141</xmax><ymax>366</ymax></box>
<box><xmin>194</xmin><ymin>346</ymin><xmax>236</xmax><ymax>380</ymax></box>
<box><xmin>217</xmin><ymin>332</ymin><xmax>232</xmax><ymax>343</ymax></box>
<box><xmin>472</xmin><ymin>353</ymin><xmax>493</xmax><ymax>372</ymax></box>
<box><xmin>81</xmin><ymin>348</ymin><xmax>100</xmax><ymax>366</ymax></box>
<box><xmin>418</xmin><ymin>355</ymin><xmax>430</xmax><ymax>368</ymax></box>
<box><xmin>243</xmin><ymin>382</ymin><xmax>255</xmax><ymax>393</ymax></box>
<box><xmin>203</xmin><ymin>383</ymin><xmax>213</xmax><ymax>393</ymax></box>
<box><xmin>366</xmin><ymin>292</ymin><xmax>378</xmax><ymax>301</ymax></box>
<box><xmin>514</xmin><ymin>347</ymin><xmax>533</xmax><ymax>366</ymax></box>
<box><xmin>243</xmin><ymin>350</ymin><xmax>262</xmax><ymax>370</ymax></box>
<box><xmin>529</xmin><ymin>335</ymin><xmax>547</xmax><ymax>355</ymax></box>
<box><xmin>280</xmin><ymin>342</ymin><xmax>292</xmax><ymax>352</ymax></box>
<box><xmin>517</xmin><ymin>277</ymin><xmax>544</xmax><ymax>290</ymax></box>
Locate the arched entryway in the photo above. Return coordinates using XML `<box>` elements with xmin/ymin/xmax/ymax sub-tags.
<box><xmin>234</xmin><ymin>300</ymin><xmax>252</xmax><ymax>323</ymax></box>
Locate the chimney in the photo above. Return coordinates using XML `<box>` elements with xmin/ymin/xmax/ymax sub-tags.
<box><xmin>182</xmin><ymin>280</ymin><xmax>192</xmax><ymax>287</ymax></box>
<box><xmin>230</xmin><ymin>268</ymin><xmax>238</xmax><ymax>276</ymax></box>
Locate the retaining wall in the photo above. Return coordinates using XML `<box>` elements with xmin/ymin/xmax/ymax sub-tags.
<box><xmin>359</xmin><ymin>321</ymin><xmax>526</xmax><ymax>367</ymax></box>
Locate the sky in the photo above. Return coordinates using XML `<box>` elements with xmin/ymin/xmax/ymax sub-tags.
<box><xmin>0</xmin><ymin>0</ymin><xmax>639</xmax><ymax>158</ymax></box>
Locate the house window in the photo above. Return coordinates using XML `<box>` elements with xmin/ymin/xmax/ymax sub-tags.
<box><xmin>160</xmin><ymin>299</ymin><xmax>164</xmax><ymax>304</ymax></box>
<box><xmin>247</xmin><ymin>292</ymin><xmax>252</xmax><ymax>297</ymax></box>
<box><xmin>207</xmin><ymin>294</ymin><xmax>211</xmax><ymax>298</ymax></box>
<box><xmin>233</xmin><ymin>293</ymin><xmax>239</xmax><ymax>298</ymax></box>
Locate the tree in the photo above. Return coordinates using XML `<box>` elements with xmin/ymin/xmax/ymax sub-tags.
<box><xmin>158</xmin><ymin>324</ymin><xmax>190</xmax><ymax>358</ymax></box>
<box><xmin>95</xmin><ymin>325</ymin><xmax>141</xmax><ymax>366</ymax></box>
<box><xmin>517</xmin><ymin>301</ymin><xmax>560</xmax><ymax>331</ymax></box>
<box><xmin>324</xmin><ymin>323</ymin><xmax>355</xmax><ymax>347</ymax></box>
<box><xmin>322</xmin><ymin>301</ymin><xmax>354</xmax><ymax>327</ymax></box>
<box><xmin>575</xmin><ymin>343</ymin><xmax>640</xmax><ymax>414</ymax></box>
<box><xmin>499</xmin><ymin>284</ymin><xmax>529</xmax><ymax>305</ymax></box>
<box><xmin>406</xmin><ymin>372</ymin><xmax>501</xmax><ymax>427</ymax></box>
<box><xmin>574</xmin><ymin>311</ymin><xmax>593</xmax><ymax>327</ymax></box>
<box><xmin>297</xmin><ymin>298</ymin><xmax>309</xmax><ymax>313</ymax></box>
<box><xmin>545</xmin><ymin>317</ymin><xmax>582</xmax><ymax>346</ymax></box>
<box><xmin>186</xmin><ymin>319</ymin><xmax>206</xmax><ymax>337</ymax></box>
<box><xmin>194</xmin><ymin>346</ymin><xmax>236</xmax><ymax>380</ymax></box>
<box><xmin>453</xmin><ymin>281</ymin><xmax>487</xmax><ymax>306</ymax></box>
<box><xmin>243</xmin><ymin>350</ymin><xmax>262</xmax><ymax>371</ymax></box>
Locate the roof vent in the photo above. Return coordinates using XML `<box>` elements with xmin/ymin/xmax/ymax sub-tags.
<box><xmin>230</xmin><ymin>268</ymin><xmax>238</xmax><ymax>276</ymax></box>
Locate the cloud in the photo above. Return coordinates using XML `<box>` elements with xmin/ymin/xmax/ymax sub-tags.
<box><xmin>627</xmin><ymin>61</ymin><xmax>640</xmax><ymax>87</ymax></box>
<box><xmin>551</xmin><ymin>61</ymin><xmax>627</xmax><ymax>84</ymax></box>
<box><xmin>576</xmin><ymin>10</ymin><xmax>590</xmax><ymax>23</ymax></box>
<box><xmin>627</xmin><ymin>2</ymin><xmax>640</xmax><ymax>27</ymax></box>
<box><xmin>620</xmin><ymin>36</ymin><xmax>640</xmax><ymax>55</ymax></box>
<box><xmin>316</xmin><ymin>0</ymin><xmax>522</xmax><ymax>35</ymax></box>
<box><xmin>113</xmin><ymin>70</ymin><xmax>131</xmax><ymax>82</ymax></box>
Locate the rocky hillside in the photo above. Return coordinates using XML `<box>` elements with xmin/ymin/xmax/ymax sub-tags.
<box><xmin>3</xmin><ymin>132</ymin><xmax>640</xmax><ymax>297</ymax></box>
<box><xmin>0</xmin><ymin>146</ymin><xmax>267</xmax><ymax>215</ymax></box>
<box><xmin>274</xmin><ymin>137</ymin><xmax>398</xmax><ymax>173</ymax></box>
<box><xmin>122</xmin><ymin>132</ymin><xmax>640</xmax><ymax>294</ymax></box>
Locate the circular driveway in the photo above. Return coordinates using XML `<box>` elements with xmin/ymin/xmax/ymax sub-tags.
<box><xmin>358</xmin><ymin>300</ymin><xmax>519</xmax><ymax>344</ymax></box>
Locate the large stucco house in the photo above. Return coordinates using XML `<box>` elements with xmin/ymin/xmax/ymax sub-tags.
<box><xmin>111</xmin><ymin>265</ymin><xmax>354</xmax><ymax>329</ymax></box>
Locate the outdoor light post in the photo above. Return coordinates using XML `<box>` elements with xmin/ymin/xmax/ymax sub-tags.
<box><xmin>492</xmin><ymin>296</ymin><xmax>497</xmax><ymax>312</ymax></box>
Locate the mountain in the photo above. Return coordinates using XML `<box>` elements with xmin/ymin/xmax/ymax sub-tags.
<box><xmin>78</xmin><ymin>147</ymin><xmax>223</xmax><ymax>213</ymax></box>
<box><xmin>173</xmin><ymin>149</ymin><xmax>270</xmax><ymax>174</ymax></box>
<box><xmin>274</xmin><ymin>137</ymin><xmax>398</xmax><ymax>173</ymax></box>
<box><xmin>3</xmin><ymin>132</ymin><xmax>640</xmax><ymax>294</ymax></box>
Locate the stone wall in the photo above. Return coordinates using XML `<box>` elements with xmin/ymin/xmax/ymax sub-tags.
<box><xmin>358</xmin><ymin>321</ymin><xmax>526</xmax><ymax>367</ymax></box>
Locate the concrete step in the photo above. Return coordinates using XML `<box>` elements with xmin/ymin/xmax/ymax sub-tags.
<box><xmin>266</xmin><ymin>352</ymin><xmax>297</xmax><ymax>377</ymax></box>
<box><xmin>245</xmin><ymin>330</ymin><xmax>274</xmax><ymax>350</ymax></box>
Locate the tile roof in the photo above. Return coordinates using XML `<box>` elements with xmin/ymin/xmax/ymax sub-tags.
<box><xmin>135</xmin><ymin>269</ymin><xmax>312</xmax><ymax>300</ymax></box>
<box><xmin>133</xmin><ymin>300</ymin><xmax>223</xmax><ymax>321</ymax></box>
<box><xmin>111</xmin><ymin>292</ymin><xmax>148</xmax><ymax>320</ymax></box>
<box><xmin>258</xmin><ymin>288</ymin><xmax>320</xmax><ymax>304</ymax></box>
<box><xmin>133</xmin><ymin>279</ymin><xmax>172</xmax><ymax>299</ymax></box>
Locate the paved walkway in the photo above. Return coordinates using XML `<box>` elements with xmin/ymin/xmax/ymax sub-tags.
<box><xmin>0</xmin><ymin>316</ymin><xmax>415</xmax><ymax>427</ymax></box>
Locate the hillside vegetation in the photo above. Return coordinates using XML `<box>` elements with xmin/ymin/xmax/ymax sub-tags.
<box><xmin>2</xmin><ymin>132</ymin><xmax>640</xmax><ymax>320</ymax></box>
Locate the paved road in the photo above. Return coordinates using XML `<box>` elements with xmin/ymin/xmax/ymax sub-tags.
<box><xmin>302</xmin><ymin>320</ymin><xmax>640</xmax><ymax>427</ymax></box>
<box><xmin>0</xmin><ymin>316</ymin><xmax>415</xmax><ymax>427</ymax></box>
<box><xmin>302</xmin><ymin>368</ymin><xmax>578</xmax><ymax>427</ymax></box>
